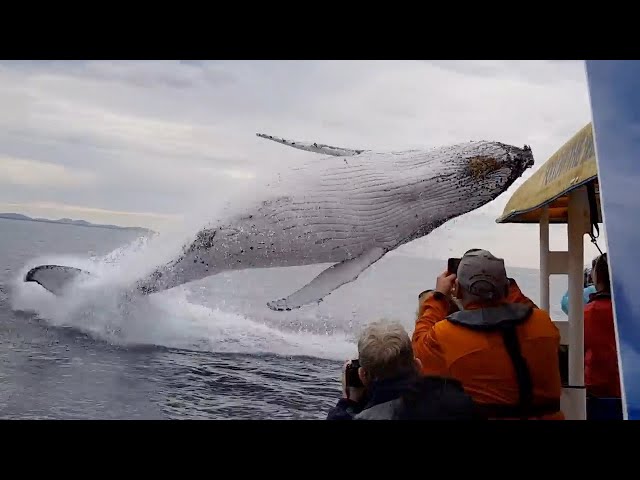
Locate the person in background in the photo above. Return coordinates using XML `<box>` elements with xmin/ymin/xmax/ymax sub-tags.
<box><xmin>326</xmin><ymin>320</ymin><xmax>478</xmax><ymax>420</ymax></box>
<box><xmin>561</xmin><ymin>258</ymin><xmax>598</xmax><ymax>316</ymax></box>
<box><xmin>413</xmin><ymin>249</ymin><xmax>564</xmax><ymax>420</ymax></box>
<box><xmin>584</xmin><ymin>253</ymin><xmax>622</xmax><ymax>419</ymax></box>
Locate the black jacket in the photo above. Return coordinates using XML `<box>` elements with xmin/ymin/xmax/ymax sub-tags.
<box><xmin>326</xmin><ymin>374</ymin><xmax>479</xmax><ymax>420</ymax></box>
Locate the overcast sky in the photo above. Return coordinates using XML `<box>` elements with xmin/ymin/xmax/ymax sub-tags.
<box><xmin>0</xmin><ymin>60</ymin><xmax>603</xmax><ymax>268</ymax></box>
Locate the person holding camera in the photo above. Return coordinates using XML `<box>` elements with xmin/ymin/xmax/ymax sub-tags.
<box><xmin>417</xmin><ymin>289</ymin><xmax>460</xmax><ymax>320</ymax></box>
<box><xmin>448</xmin><ymin>250</ymin><xmax>539</xmax><ymax>310</ymax></box>
<box><xmin>326</xmin><ymin>320</ymin><xmax>477</xmax><ymax>420</ymax></box>
<box><xmin>413</xmin><ymin>249</ymin><xmax>564</xmax><ymax>420</ymax></box>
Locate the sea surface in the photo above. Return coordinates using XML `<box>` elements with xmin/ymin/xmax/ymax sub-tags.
<box><xmin>0</xmin><ymin>217</ymin><xmax>568</xmax><ymax>419</ymax></box>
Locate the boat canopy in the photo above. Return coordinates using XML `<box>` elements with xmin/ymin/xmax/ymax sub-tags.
<box><xmin>496</xmin><ymin>123</ymin><xmax>601</xmax><ymax>225</ymax></box>
<box><xmin>494</xmin><ymin>122</ymin><xmax>606</xmax><ymax>421</ymax></box>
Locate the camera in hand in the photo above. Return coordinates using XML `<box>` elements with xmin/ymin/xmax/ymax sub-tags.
<box><xmin>447</xmin><ymin>257</ymin><xmax>461</xmax><ymax>275</ymax></box>
<box><xmin>345</xmin><ymin>359</ymin><xmax>363</xmax><ymax>388</ymax></box>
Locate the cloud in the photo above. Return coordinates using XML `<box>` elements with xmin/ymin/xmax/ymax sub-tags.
<box><xmin>0</xmin><ymin>155</ymin><xmax>96</xmax><ymax>187</ymax></box>
<box><xmin>0</xmin><ymin>60</ymin><xmax>593</xmax><ymax>264</ymax></box>
<box><xmin>81</xmin><ymin>60</ymin><xmax>237</xmax><ymax>89</ymax></box>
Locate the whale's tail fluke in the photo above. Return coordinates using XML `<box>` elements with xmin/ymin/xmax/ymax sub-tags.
<box><xmin>25</xmin><ymin>264</ymin><xmax>93</xmax><ymax>296</ymax></box>
<box><xmin>256</xmin><ymin>133</ymin><xmax>366</xmax><ymax>157</ymax></box>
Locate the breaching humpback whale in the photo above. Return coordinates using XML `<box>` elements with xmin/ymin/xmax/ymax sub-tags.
<box><xmin>25</xmin><ymin>133</ymin><xmax>534</xmax><ymax>311</ymax></box>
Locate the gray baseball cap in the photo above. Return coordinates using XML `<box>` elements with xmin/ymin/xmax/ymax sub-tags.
<box><xmin>457</xmin><ymin>249</ymin><xmax>509</xmax><ymax>301</ymax></box>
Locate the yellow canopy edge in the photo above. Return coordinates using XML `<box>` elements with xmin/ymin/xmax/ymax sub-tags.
<box><xmin>496</xmin><ymin>123</ymin><xmax>599</xmax><ymax>224</ymax></box>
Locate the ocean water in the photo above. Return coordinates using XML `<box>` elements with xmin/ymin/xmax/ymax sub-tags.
<box><xmin>0</xmin><ymin>217</ymin><xmax>568</xmax><ymax>419</ymax></box>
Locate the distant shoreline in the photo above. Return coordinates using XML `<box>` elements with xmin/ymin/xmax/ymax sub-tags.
<box><xmin>0</xmin><ymin>213</ymin><xmax>154</xmax><ymax>234</ymax></box>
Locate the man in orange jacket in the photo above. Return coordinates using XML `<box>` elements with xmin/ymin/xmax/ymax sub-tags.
<box><xmin>412</xmin><ymin>249</ymin><xmax>564</xmax><ymax>420</ymax></box>
<box><xmin>417</xmin><ymin>289</ymin><xmax>460</xmax><ymax>319</ymax></box>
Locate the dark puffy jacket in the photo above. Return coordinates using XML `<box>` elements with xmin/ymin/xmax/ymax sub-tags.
<box><xmin>326</xmin><ymin>374</ymin><xmax>479</xmax><ymax>420</ymax></box>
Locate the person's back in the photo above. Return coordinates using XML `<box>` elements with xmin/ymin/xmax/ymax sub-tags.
<box><xmin>584</xmin><ymin>253</ymin><xmax>621</xmax><ymax>402</ymax></box>
<box><xmin>327</xmin><ymin>320</ymin><xmax>477</xmax><ymax>421</ymax></box>
<box><xmin>584</xmin><ymin>292</ymin><xmax>619</xmax><ymax>398</ymax></box>
<box><xmin>430</xmin><ymin>304</ymin><xmax>562</xmax><ymax>418</ymax></box>
<box><xmin>413</xmin><ymin>249</ymin><xmax>563</xmax><ymax>420</ymax></box>
<box><xmin>352</xmin><ymin>374</ymin><xmax>477</xmax><ymax>420</ymax></box>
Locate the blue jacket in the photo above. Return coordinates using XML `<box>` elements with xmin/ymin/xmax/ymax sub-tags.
<box><xmin>561</xmin><ymin>285</ymin><xmax>597</xmax><ymax>315</ymax></box>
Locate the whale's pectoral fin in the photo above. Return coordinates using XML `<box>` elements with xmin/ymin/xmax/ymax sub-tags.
<box><xmin>256</xmin><ymin>133</ymin><xmax>366</xmax><ymax>157</ymax></box>
<box><xmin>25</xmin><ymin>264</ymin><xmax>93</xmax><ymax>296</ymax></box>
<box><xmin>267</xmin><ymin>247</ymin><xmax>387</xmax><ymax>311</ymax></box>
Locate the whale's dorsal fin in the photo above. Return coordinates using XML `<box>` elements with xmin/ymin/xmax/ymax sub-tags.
<box><xmin>256</xmin><ymin>133</ymin><xmax>366</xmax><ymax>157</ymax></box>
<box><xmin>266</xmin><ymin>246</ymin><xmax>387</xmax><ymax>311</ymax></box>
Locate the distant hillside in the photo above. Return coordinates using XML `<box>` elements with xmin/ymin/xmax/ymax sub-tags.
<box><xmin>0</xmin><ymin>212</ymin><xmax>154</xmax><ymax>234</ymax></box>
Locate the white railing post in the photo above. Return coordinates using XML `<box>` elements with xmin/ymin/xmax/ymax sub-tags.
<box><xmin>540</xmin><ymin>206</ymin><xmax>550</xmax><ymax>313</ymax></box>
<box><xmin>567</xmin><ymin>186</ymin><xmax>588</xmax><ymax>420</ymax></box>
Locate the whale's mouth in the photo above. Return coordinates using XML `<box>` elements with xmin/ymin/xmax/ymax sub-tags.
<box><xmin>467</xmin><ymin>155</ymin><xmax>503</xmax><ymax>180</ymax></box>
<box><xmin>465</xmin><ymin>145</ymin><xmax>534</xmax><ymax>182</ymax></box>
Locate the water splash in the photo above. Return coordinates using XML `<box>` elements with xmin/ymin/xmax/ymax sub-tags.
<box><xmin>9</xmin><ymin>232</ymin><xmax>356</xmax><ymax>362</ymax></box>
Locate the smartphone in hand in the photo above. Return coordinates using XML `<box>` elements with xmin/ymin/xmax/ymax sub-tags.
<box><xmin>447</xmin><ymin>257</ymin><xmax>461</xmax><ymax>276</ymax></box>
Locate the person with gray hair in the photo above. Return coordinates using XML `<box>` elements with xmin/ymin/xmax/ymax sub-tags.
<box><xmin>326</xmin><ymin>320</ymin><xmax>477</xmax><ymax>420</ymax></box>
<box><xmin>413</xmin><ymin>249</ymin><xmax>564</xmax><ymax>420</ymax></box>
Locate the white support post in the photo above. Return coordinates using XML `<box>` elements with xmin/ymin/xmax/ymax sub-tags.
<box><xmin>566</xmin><ymin>186</ymin><xmax>589</xmax><ymax>420</ymax></box>
<box><xmin>540</xmin><ymin>206</ymin><xmax>550</xmax><ymax>313</ymax></box>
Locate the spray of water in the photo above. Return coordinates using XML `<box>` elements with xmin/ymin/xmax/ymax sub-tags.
<box><xmin>9</xmin><ymin>174</ymin><xmax>357</xmax><ymax>362</ymax></box>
